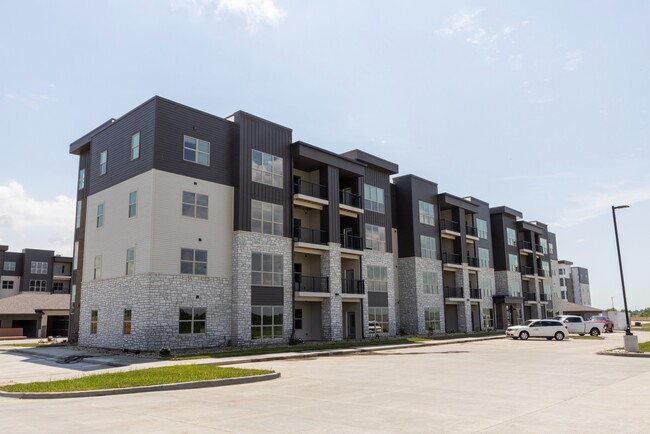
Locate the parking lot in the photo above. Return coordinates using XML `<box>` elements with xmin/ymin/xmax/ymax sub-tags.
<box><xmin>2</xmin><ymin>332</ymin><xmax>650</xmax><ymax>433</ymax></box>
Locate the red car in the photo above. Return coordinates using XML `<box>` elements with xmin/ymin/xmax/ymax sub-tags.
<box><xmin>590</xmin><ymin>315</ymin><xmax>614</xmax><ymax>333</ymax></box>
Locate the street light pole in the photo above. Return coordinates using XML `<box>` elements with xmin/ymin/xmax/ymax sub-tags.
<box><xmin>612</xmin><ymin>205</ymin><xmax>632</xmax><ymax>335</ymax></box>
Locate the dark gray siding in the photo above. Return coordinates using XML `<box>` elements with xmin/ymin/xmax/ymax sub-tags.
<box><xmin>368</xmin><ymin>291</ymin><xmax>388</xmax><ymax>307</ymax></box>
<box><xmin>472</xmin><ymin>200</ymin><xmax>493</xmax><ymax>267</ymax></box>
<box><xmin>548</xmin><ymin>232</ymin><xmax>559</xmax><ymax>261</ymax></box>
<box><xmin>320</xmin><ymin>166</ymin><xmax>341</xmax><ymax>243</ymax></box>
<box><xmin>2</xmin><ymin>252</ymin><xmax>22</xmax><ymax>277</ymax></box>
<box><xmin>363</xmin><ymin>166</ymin><xmax>394</xmax><ymax>253</ymax></box>
<box><xmin>490</xmin><ymin>213</ymin><xmax>518</xmax><ymax>271</ymax></box>
<box><xmin>393</xmin><ymin>175</ymin><xmax>439</xmax><ymax>259</ymax></box>
<box><xmin>251</xmin><ymin>287</ymin><xmax>284</xmax><ymax>305</ymax></box>
<box><xmin>20</xmin><ymin>249</ymin><xmax>54</xmax><ymax>292</ymax></box>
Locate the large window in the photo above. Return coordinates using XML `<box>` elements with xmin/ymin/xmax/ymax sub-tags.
<box><xmin>78</xmin><ymin>169</ymin><xmax>85</xmax><ymax>190</ymax></box>
<box><xmin>99</xmin><ymin>150</ymin><xmax>107</xmax><ymax>175</ymax></box>
<box><xmin>482</xmin><ymin>308</ymin><xmax>494</xmax><ymax>329</ymax></box>
<box><xmin>294</xmin><ymin>309</ymin><xmax>303</xmax><ymax>330</ymax></box>
<box><xmin>3</xmin><ymin>261</ymin><xmax>16</xmax><ymax>271</ymax></box>
<box><xmin>507</xmin><ymin>228</ymin><xmax>517</xmax><ymax>246</ymax></box>
<box><xmin>128</xmin><ymin>191</ymin><xmax>137</xmax><ymax>218</ymax></box>
<box><xmin>424</xmin><ymin>307</ymin><xmax>441</xmax><ymax>332</ymax></box>
<box><xmin>251</xmin><ymin>200</ymin><xmax>283</xmax><ymax>236</ymax></box>
<box><xmin>420</xmin><ymin>235</ymin><xmax>436</xmax><ymax>259</ymax></box>
<box><xmin>252</xmin><ymin>150</ymin><xmax>283</xmax><ymax>188</ymax></box>
<box><xmin>31</xmin><ymin>261</ymin><xmax>48</xmax><ymax>274</ymax></box>
<box><xmin>419</xmin><ymin>201</ymin><xmax>435</xmax><ymax>226</ymax></box>
<box><xmin>560</xmin><ymin>277</ymin><xmax>566</xmax><ymax>286</ymax></box>
<box><xmin>179</xmin><ymin>307</ymin><xmax>206</xmax><ymax>334</ymax></box>
<box><xmin>131</xmin><ymin>132</ymin><xmax>140</xmax><ymax>160</ymax></box>
<box><xmin>542</xmin><ymin>261</ymin><xmax>550</xmax><ymax>276</ymax></box>
<box><xmin>478</xmin><ymin>248</ymin><xmax>490</xmax><ymax>268</ymax></box>
<box><xmin>28</xmin><ymin>280</ymin><xmax>47</xmax><ymax>292</ymax></box>
<box><xmin>367</xmin><ymin>266</ymin><xmax>388</xmax><ymax>292</ymax></box>
<box><xmin>123</xmin><ymin>309</ymin><xmax>132</xmax><ymax>335</ymax></box>
<box><xmin>509</xmin><ymin>254</ymin><xmax>519</xmax><ymax>272</ymax></box>
<box><xmin>251</xmin><ymin>252</ymin><xmax>283</xmax><ymax>286</ymax></box>
<box><xmin>73</xmin><ymin>242</ymin><xmax>79</xmax><ymax>270</ymax></box>
<box><xmin>180</xmin><ymin>248</ymin><xmax>207</xmax><ymax>275</ymax></box>
<box><xmin>510</xmin><ymin>279</ymin><xmax>522</xmax><ymax>297</ymax></box>
<box><xmin>368</xmin><ymin>307</ymin><xmax>389</xmax><ymax>333</ymax></box>
<box><xmin>480</xmin><ymin>277</ymin><xmax>493</xmax><ymax>298</ymax></box>
<box><xmin>422</xmin><ymin>271</ymin><xmax>438</xmax><ymax>295</ymax></box>
<box><xmin>183</xmin><ymin>135</ymin><xmax>210</xmax><ymax>166</ymax></box>
<box><xmin>182</xmin><ymin>191</ymin><xmax>209</xmax><ymax>219</ymax></box>
<box><xmin>364</xmin><ymin>184</ymin><xmax>385</xmax><ymax>213</ymax></box>
<box><xmin>2</xmin><ymin>280</ymin><xmax>14</xmax><ymax>289</ymax></box>
<box><xmin>94</xmin><ymin>255</ymin><xmax>102</xmax><ymax>280</ymax></box>
<box><xmin>90</xmin><ymin>310</ymin><xmax>98</xmax><ymax>334</ymax></box>
<box><xmin>97</xmin><ymin>202</ymin><xmax>104</xmax><ymax>228</ymax></box>
<box><xmin>126</xmin><ymin>248</ymin><xmax>135</xmax><ymax>275</ymax></box>
<box><xmin>476</xmin><ymin>218</ymin><xmax>488</xmax><ymax>239</ymax></box>
<box><xmin>365</xmin><ymin>224</ymin><xmax>386</xmax><ymax>251</ymax></box>
<box><xmin>251</xmin><ymin>306</ymin><xmax>283</xmax><ymax>339</ymax></box>
<box><xmin>76</xmin><ymin>200</ymin><xmax>82</xmax><ymax>229</ymax></box>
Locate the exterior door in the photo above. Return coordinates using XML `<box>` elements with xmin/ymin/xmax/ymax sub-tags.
<box><xmin>347</xmin><ymin>311</ymin><xmax>356</xmax><ymax>339</ymax></box>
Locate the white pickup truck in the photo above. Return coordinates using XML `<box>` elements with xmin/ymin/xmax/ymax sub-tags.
<box><xmin>554</xmin><ymin>315</ymin><xmax>604</xmax><ymax>336</ymax></box>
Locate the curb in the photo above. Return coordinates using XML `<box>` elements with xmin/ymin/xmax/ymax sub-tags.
<box><xmin>597</xmin><ymin>350</ymin><xmax>650</xmax><ymax>358</ymax></box>
<box><xmin>0</xmin><ymin>372</ymin><xmax>280</xmax><ymax>399</ymax></box>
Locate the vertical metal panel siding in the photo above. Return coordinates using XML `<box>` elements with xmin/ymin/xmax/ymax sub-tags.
<box><xmin>474</xmin><ymin>203</ymin><xmax>493</xmax><ymax>266</ymax></box>
<box><xmin>20</xmin><ymin>250</ymin><xmax>54</xmax><ymax>292</ymax></box>
<box><xmin>322</xmin><ymin>166</ymin><xmax>340</xmax><ymax>243</ymax></box>
<box><xmin>490</xmin><ymin>216</ymin><xmax>507</xmax><ymax>270</ymax></box>
<box><xmin>362</xmin><ymin>167</ymin><xmax>393</xmax><ymax>252</ymax></box>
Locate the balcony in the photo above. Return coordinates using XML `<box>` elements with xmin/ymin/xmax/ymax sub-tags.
<box><xmin>340</xmin><ymin>190</ymin><xmax>362</xmax><ymax>209</ymax></box>
<box><xmin>294</xmin><ymin>275</ymin><xmax>329</xmax><ymax>293</ymax></box>
<box><xmin>537</xmin><ymin>269</ymin><xmax>547</xmax><ymax>277</ymax></box>
<box><xmin>341</xmin><ymin>233</ymin><xmax>363</xmax><ymax>251</ymax></box>
<box><xmin>293</xmin><ymin>179</ymin><xmax>327</xmax><ymax>200</ymax></box>
<box><xmin>294</xmin><ymin>227</ymin><xmax>326</xmax><ymax>245</ymax></box>
<box><xmin>467</xmin><ymin>256</ymin><xmax>480</xmax><ymax>268</ymax></box>
<box><xmin>534</xmin><ymin>244</ymin><xmax>544</xmax><ymax>255</ymax></box>
<box><xmin>469</xmin><ymin>287</ymin><xmax>481</xmax><ymax>299</ymax></box>
<box><xmin>539</xmin><ymin>293</ymin><xmax>548</xmax><ymax>302</ymax></box>
<box><xmin>524</xmin><ymin>292</ymin><xmax>537</xmax><ymax>302</ymax></box>
<box><xmin>466</xmin><ymin>224</ymin><xmax>479</xmax><ymax>239</ymax></box>
<box><xmin>442</xmin><ymin>251</ymin><xmax>462</xmax><ymax>265</ymax></box>
<box><xmin>444</xmin><ymin>286</ymin><xmax>464</xmax><ymax>299</ymax></box>
<box><xmin>519</xmin><ymin>266</ymin><xmax>534</xmax><ymax>276</ymax></box>
<box><xmin>440</xmin><ymin>219</ymin><xmax>461</xmax><ymax>234</ymax></box>
<box><xmin>518</xmin><ymin>240</ymin><xmax>533</xmax><ymax>252</ymax></box>
<box><xmin>341</xmin><ymin>278</ymin><xmax>365</xmax><ymax>294</ymax></box>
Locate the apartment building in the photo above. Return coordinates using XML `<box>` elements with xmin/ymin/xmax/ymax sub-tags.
<box><xmin>0</xmin><ymin>246</ymin><xmax>72</xmax><ymax>338</ymax></box>
<box><xmin>558</xmin><ymin>260</ymin><xmax>591</xmax><ymax>305</ymax></box>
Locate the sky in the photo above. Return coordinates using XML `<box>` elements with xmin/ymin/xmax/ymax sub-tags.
<box><xmin>1</xmin><ymin>1</ymin><xmax>649</xmax><ymax>310</ymax></box>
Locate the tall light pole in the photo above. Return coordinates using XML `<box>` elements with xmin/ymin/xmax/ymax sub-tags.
<box><xmin>612</xmin><ymin>205</ymin><xmax>632</xmax><ymax>335</ymax></box>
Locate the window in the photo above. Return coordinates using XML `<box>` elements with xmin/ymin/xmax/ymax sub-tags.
<box><xmin>422</xmin><ymin>271</ymin><xmax>438</xmax><ymax>294</ymax></box>
<box><xmin>367</xmin><ymin>266</ymin><xmax>388</xmax><ymax>292</ymax></box>
<box><xmin>180</xmin><ymin>248</ymin><xmax>207</xmax><ymax>275</ymax></box>
<box><xmin>510</xmin><ymin>279</ymin><xmax>522</xmax><ymax>297</ymax></box>
<box><xmin>420</xmin><ymin>235</ymin><xmax>436</xmax><ymax>259</ymax></box>
<box><xmin>94</xmin><ymin>255</ymin><xmax>102</xmax><ymax>280</ymax></box>
<box><xmin>126</xmin><ymin>248</ymin><xmax>135</xmax><ymax>275</ymax></box>
<box><xmin>365</xmin><ymin>224</ymin><xmax>386</xmax><ymax>251</ymax></box>
<box><xmin>482</xmin><ymin>308</ymin><xmax>494</xmax><ymax>329</ymax></box>
<box><xmin>542</xmin><ymin>261</ymin><xmax>550</xmax><ymax>276</ymax></box>
<box><xmin>294</xmin><ymin>309</ymin><xmax>303</xmax><ymax>330</ymax></box>
<box><xmin>368</xmin><ymin>307</ymin><xmax>389</xmax><ymax>333</ymax></box>
<box><xmin>90</xmin><ymin>310</ymin><xmax>98</xmax><ymax>334</ymax></box>
<box><xmin>128</xmin><ymin>191</ymin><xmax>137</xmax><ymax>218</ymax></box>
<box><xmin>182</xmin><ymin>191</ymin><xmax>209</xmax><ymax>219</ymax></box>
<box><xmin>251</xmin><ymin>200</ymin><xmax>283</xmax><ymax>235</ymax></box>
<box><xmin>183</xmin><ymin>135</ymin><xmax>210</xmax><ymax>166</ymax></box>
<box><xmin>424</xmin><ymin>308</ymin><xmax>441</xmax><ymax>332</ymax></box>
<box><xmin>559</xmin><ymin>268</ymin><xmax>565</xmax><ymax>275</ymax></box>
<box><xmin>560</xmin><ymin>278</ymin><xmax>566</xmax><ymax>286</ymax></box>
<box><xmin>418</xmin><ymin>201</ymin><xmax>435</xmax><ymax>225</ymax></box>
<box><xmin>31</xmin><ymin>261</ymin><xmax>48</xmax><ymax>274</ymax></box>
<box><xmin>179</xmin><ymin>307</ymin><xmax>206</xmax><ymax>334</ymax></box>
<box><xmin>506</xmin><ymin>228</ymin><xmax>517</xmax><ymax>247</ymax></box>
<box><xmin>99</xmin><ymin>150</ymin><xmax>107</xmax><ymax>175</ymax></box>
<box><xmin>131</xmin><ymin>132</ymin><xmax>140</xmax><ymax>160</ymax></box>
<box><xmin>251</xmin><ymin>306</ymin><xmax>283</xmax><ymax>339</ymax></box>
<box><xmin>251</xmin><ymin>253</ymin><xmax>283</xmax><ymax>286</ymax></box>
<box><xmin>476</xmin><ymin>218</ymin><xmax>488</xmax><ymax>239</ymax></box>
<box><xmin>97</xmin><ymin>202</ymin><xmax>104</xmax><ymax>228</ymax></box>
<box><xmin>561</xmin><ymin>290</ymin><xmax>568</xmax><ymax>300</ymax></box>
<box><xmin>509</xmin><ymin>254</ymin><xmax>519</xmax><ymax>272</ymax></box>
<box><xmin>2</xmin><ymin>280</ymin><xmax>14</xmax><ymax>289</ymax></box>
<box><xmin>478</xmin><ymin>248</ymin><xmax>490</xmax><ymax>268</ymax></box>
<box><xmin>480</xmin><ymin>277</ymin><xmax>493</xmax><ymax>298</ymax></box>
<box><xmin>549</xmin><ymin>242</ymin><xmax>554</xmax><ymax>255</ymax></box>
<box><xmin>29</xmin><ymin>280</ymin><xmax>47</xmax><ymax>291</ymax></box>
<box><xmin>76</xmin><ymin>200</ymin><xmax>82</xmax><ymax>229</ymax></box>
<box><xmin>3</xmin><ymin>261</ymin><xmax>16</xmax><ymax>271</ymax></box>
<box><xmin>78</xmin><ymin>169</ymin><xmax>85</xmax><ymax>190</ymax></box>
<box><xmin>73</xmin><ymin>242</ymin><xmax>79</xmax><ymax>270</ymax></box>
<box><xmin>123</xmin><ymin>309</ymin><xmax>132</xmax><ymax>335</ymax></box>
<box><xmin>52</xmin><ymin>282</ymin><xmax>64</xmax><ymax>292</ymax></box>
<box><xmin>364</xmin><ymin>184</ymin><xmax>385</xmax><ymax>213</ymax></box>
<box><xmin>540</xmin><ymin>238</ymin><xmax>548</xmax><ymax>255</ymax></box>
<box><xmin>251</xmin><ymin>150</ymin><xmax>283</xmax><ymax>188</ymax></box>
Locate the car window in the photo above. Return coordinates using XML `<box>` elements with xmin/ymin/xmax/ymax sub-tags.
<box><xmin>569</xmin><ymin>317</ymin><xmax>581</xmax><ymax>323</ymax></box>
<box><xmin>523</xmin><ymin>320</ymin><xmax>535</xmax><ymax>326</ymax></box>
<box><xmin>529</xmin><ymin>321</ymin><xmax>540</xmax><ymax>327</ymax></box>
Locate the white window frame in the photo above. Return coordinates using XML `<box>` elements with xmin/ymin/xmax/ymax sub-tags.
<box><xmin>3</xmin><ymin>261</ymin><xmax>16</xmax><ymax>271</ymax></box>
<box><xmin>29</xmin><ymin>279</ymin><xmax>47</xmax><ymax>292</ymax></box>
<box><xmin>126</xmin><ymin>248</ymin><xmax>135</xmax><ymax>275</ymax></box>
<box><xmin>252</xmin><ymin>150</ymin><xmax>283</xmax><ymax>188</ymax></box>
<box><xmin>424</xmin><ymin>307</ymin><xmax>441</xmax><ymax>332</ymax></box>
<box><xmin>90</xmin><ymin>310</ymin><xmax>98</xmax><ymax>334</ymax></box>
<box><xmin>368</xmin><ymin>307</ymin><xmax>389</xmax><ymax>333</ymax></box>
<box><xmin>509</xmin><ymin>254</ymin><xmax>519</xmax><ymax>272</ymax></box>
<box><xmin>507</xmin><ymin>228</ymin><xmax>517</xmax><ymax>247</ymax></box>
<box><xmin>78</xmin><ymin>169</ymin><xmax>85</xmax><ymax>190</ymax></box>
<box><xmin>128</xmin><ymin>191</ymin><xmax>137</xmax><ymax>218</ymax></box>
<box><xmin>31</xmin><ymin>261</ymin><xmax>48</xmax><ymax>274</ymax></box>
<box><xmin>364</xmin><ymin>184</ymin><xmax>385</xmax><ymax>213</ymax></box>
<box><xmin>418</xmin><ymin>201</ymin><xmax>435</xmax><ymax>226</ymax></box>
<box><xmin>476</xmin><ymin>218</ymin><xmax>488</xmax><ymax>239</ymax></box>
<box><xmin>94</xmin><ymin>255</ymin><xmax>102</xmax><ymax>280</ymax></box>
<box><xmin>2</xmin><ymin>280</ymin><xmax>15</xmax><ymax>289</ymax></box>
<box><xmin>365</xmin><ymin>224</ymin><xmax>386</xmax><ymax>252</ymax></box>
<box><xmin>366</xmin><ymin>266</ymin><xmax>388</xmax><ymax>292</ymax></box>
<box><xmin>478</xmin><ymin>247</ymin><xmax>490</xmax><ymax>268</ymax></box>
<box><xmin>180</xmin><ymin>248</ymin><xmax>207</xmax><ymax>275</ymax></box>
<box><xmin>179</xmin><ymin>307</ymin><xmax>207</xmax><ymax>334</ymax></box>
<box><xmin>251</xmin><ymin>200</ymin><xmax>283</xmax><ymax>236</ymax></box>
<box><xmin>131</xmin><ymin>132</ymin><xmax>140</xmax><ymax>160</ymax></box>
<box><xmin>251</xmin><ymin>305</ymin><xmax>283</xmax><ymax>339</ymax></box>
<box><xmin>482</xmin><ymin>308</ymin><xmax>494</xmax><ymax>329</ymax></box>
<box><xmin>75</xmin><ymin>200</ymin><xmax>82</xmax><ymax>229</ymax></box>
<box><xmin>182</xmin><ymin>191</ymin><xmax>209</xmax><ymax>220</ymax></box>
<box><xmin>183</xmin><ymin>135</ymin><xmax>210</xmax><ymax>166</ymax></box>
<box><xmin>123</xmin><ymin>308</ymin><xmax>132</xmax><ymax>335</ymax></box>
<box><xmin>420</xmin><ymin>235</ymin><xmax>436</xmax><ymax>259</ymax></box>
<box><xmin>251</xmin><ymin>252</ymin><xmax>283</xmax><ymax>286</ymax></box>
<box><xmin>99</xmin><ymin>150</ymin><xmax>107</xmax><ymax>175</ymax></box>
<box><xmin>97</xmin><ymin>202</ymin><xmax>104</xmax><ymax>228</ymax></box>
<box><xmin>422</xmin><ymin>271</ymin><xmax>438</xmax><ymax>295</ymax></box>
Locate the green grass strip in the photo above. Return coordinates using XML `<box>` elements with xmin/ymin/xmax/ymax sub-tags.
<box><xmin>0</xmin><ymin>365</ymin><xmax>272</xmax><ymax>393</ymax></box>
<box><xmin>639</xmin><ymin>341</ymin><xmax>650</xmax><ymax>353</ymax></box>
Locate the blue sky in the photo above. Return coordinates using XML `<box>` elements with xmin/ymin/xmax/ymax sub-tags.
<box><xmin>1</xmin><ymin>1</ymin><xmax>649</xmax><ymax>310</ymax></box>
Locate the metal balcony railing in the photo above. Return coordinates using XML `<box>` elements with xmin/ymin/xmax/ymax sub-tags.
<box><xmin>518</xmin><ymin>240</ymin><xmax>532</xmax><ymax>250</ymax></box>
<box><xmin>341</xmin><ymin>278</ymin><xmax>365</xmax><ymax>294</ymax></box>
<box><xmin>440</xmin><ymin>219</ymin><xmax>460</xmax><ymax>232</ymax></box>
<box><xmin>466</xmin><ymin>224</ymin><xmax>478</xmax><ymax>237</ymax></box>
<box><xmin>341</xmin><ymin>233</ymin><xmax>363</xmax><ymax>250</ymax></box>
<box><xmin>340</xmin><ymin>190</ymin><xmax>361</xmax><ymax>208</ymax></box>
<box><xmin>442</xmin><ymin>251</ymin><xmax>462</xmax><ymax>265</ymax></box>
<box><xmin>524</xmin><ymin>292</ymin><xmax>537</xmax><ymax>302</ymax></box>
<box><xmin>294</xmin><ymin>275</ymin><xmax>329</xmax><ymax>293</ymax></box>
<box><xmin>293</xmin><ymin>226</ymin><xmax>326</xmax><ymax>245</ymax></box>
<box><xmin>467</xmin><ymin>256</ymin><xmax>479</xmax><ymax>268</ymax></box>
<box><xmin>293</xmin><ymin>179</ymin><xmax>327</xmax><ymax>200</ymax></box>
<box><xmin>469</xmin><ymin>288</ymin><xmax>481</xmax><ymax>299</ymax></box>
<box><xmin>534</xmin><ymin>244</ymin><xmax>544</xmax><ymax>254</ymax></box>
<box><xmin>519</xmin><ymin>266</ymin><xmax>534</xmax><ymax>275</ymax></box>
<box><xmin>537</xmin><ymin>269</ymin><xmax>547</xmax><ymax>277</ymax></box>
<box><xmin>444</xmin><ymin>286</ymin><xmax>464</xmax><ymax>298</ymax></box>
<box><xmin>539</xmin><ymin>293</ymin><xmax>548</xmax><ymax>302</ymax></box>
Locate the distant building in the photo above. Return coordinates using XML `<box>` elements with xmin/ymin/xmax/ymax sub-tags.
<box><xmin>0</xmin><ymin>245</ymin><xmax>72</xmax><ymax>338</ymax></box>
<box><xmin>558</xmin><ymin>260</ymin><xmax>591</xmax><ymax>306</ymax></box>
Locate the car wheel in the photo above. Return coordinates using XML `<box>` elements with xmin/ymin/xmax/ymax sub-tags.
<box><xmin>519</xmin><ymin>331</ymin><xmax>529</xmax><ymax>340</ymax></box>
<box><xmin>590</xmin><ymin>328</ymin><xmax>600</xmax><ymax>337</ymax></box>
<box><xmin>555</xmin><ymin>331</ymin><xmax>565</xmax><ymax>341</ymax></box>
<box><xmin>546</xmin><ymin>337</ymin><xmax>553</xmax><ymax>340</ymax></box>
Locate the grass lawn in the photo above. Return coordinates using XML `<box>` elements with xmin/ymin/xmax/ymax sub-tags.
<box><xmin>0</xmin><ymin>365</ymin><xmax>272</xmax><ymax>393</ymax></box>
<box><xmin>639</xmin><ymin>341</ymin><xmax>650</xmax><ymax>353</ymax></box>
<box><xmin>570</xmin><ymin>335</ymin><xmax>604</xmax><ymax>340</ymax></box>
<box><xmin>632</xmin><ymin>323</ymin><xmax>650</xmax><ymax>332</ymax></box>
<box><xmin>0</xmin><ymin>343</ymin><xmax>59</xmax><ymax>348</ymax></box>
<box><xmin>174</xmin><ymin>331</ymin><xmax>503</xmax><ymax>360</ymax></box>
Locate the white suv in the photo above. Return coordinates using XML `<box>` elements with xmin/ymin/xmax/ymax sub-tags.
<box><xmin>506</xmin><ymin>319</ymin><xmax>568</xmax><ymax>341</ymax></box>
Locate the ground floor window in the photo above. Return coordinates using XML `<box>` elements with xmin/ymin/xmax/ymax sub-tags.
<box><xmin>123</xmin><ymin>309</ymin><xmax>132</xmax><ymax>335</ymax></box>
<box><xmin>29</xmin><ymin>280</ymin><xmax>47</xmax><ymax>292</ymax></box>
<box><xmin>424</xmin><ymin>307</ymin><xmax>441</xmax><ymax>332</ymax></box>
<box><xmin>90</xmin><ymin>310</ymin><xmax>98</xmax><ymax>334</ymax></box>
<box><xmin>294</xmin><ymin>309</ymin><xmax>302</xmax><ymax>330</ymax></box>
<box><xmin>368</xmin><ymin>307</ymin><xmax>389</xmax><ymax>333</ymax></box>
<box><xmin>179</xmin><ymin>307</ymin><xmax>206</xmax><ymax>334</ymax></box>
<box><xmin>482</xmin><ymin>308</ymin><xmax>494</xmax><ymax>329</ymax></box>
<box><xmin>1</xmin><ymin>280</ymin><xmax>14</xmax><ymax>289</ymax></box>
<box><xmin>252</xmin><ymin>306</ymin><xmax>283</xmax><ymax>339</ymax></box>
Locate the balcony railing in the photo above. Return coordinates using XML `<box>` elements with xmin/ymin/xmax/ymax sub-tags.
<box><xmin>466</xmin><ymin>224</ymin><xmax>478</xmax><ymax>237</ymax></box>
<box><xmin>293</xmin><ymin>227</ymin><xmax>326</xmax><ymax>245</ymax></box>
<box><xmin>537</xmin><ymin>269</ymin><xmax>547</xmax><ymax>277</ymax></box>
<box><xmin>534</xmin><ymin>244</ymin><xmax>544</xmax><ymax>254</ymax></box>
<box><xmin>293</xmin><ymin>179</ymin><xmax>327</xmax><ymax>200</ymax></box>
<box><xmin>539</xmin><ymin>293</ymin><xmax>548</xmax><ymax>302</ymax></box>
<box><xmin>341</xmin><ymin>278</ymin><xmax>365</xmax><ymax>294</ymax></box>
<box><xmin>469</xmin><ymin>287</ymin><xmax>481</xmax><ymax>299</ymax></box>
<box><xmin>442</xmin><ymin>251</ymin><xmax>462</xmax><ymax>265</ymax></box>
<box><xmin>440</xmin><ymin>219</ymin><xmax>460</xmax><ymax>232</ymax></box>
<box><xmin>340</xmin><ymin>190</ymin><xmax>362</xmax><ymax>208</ymax></box>
<box><xmin>341</xmin><ymin>233</ymin><xmax>363</xmax><ymax>250</ymax></box>
<box><xmin>524</xmin><ymin>292</ymin><xmax>537</xmax><ymax>302</ymax></box>
<box><xmin>294</xmin><ymin>275</ymin><xmax>329</xmax><ymax>292</ymax></box>
<box><xmin>467</xmin><ymin>256</ymin><xmax>479</xmax><ymax>268</ymax></box>
<box><xmin>519</xmin><ymin>265</ymin><xmax>534</xmax><ymax>275</ymax></box>
<box><xmin>444</xmin><ymin>286</ymin><xmax>464</xmax><ymax>298</ymax></box>
<box><xmin>518</xmin><ymin>240</ymin><xmax>532</xmax><ymax>251</ymax></box>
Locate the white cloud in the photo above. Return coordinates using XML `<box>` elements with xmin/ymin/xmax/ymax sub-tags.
<box><xmin>170</xmin><ymin>0</ymin><xmax>285</xmax><ymax>30</ymax></box>
<box><xmin>435</xmin><ymin>9</ymin><xmax>482</xmax><ymax>36</ymax></box>
<box><xmin>2</xmin><ymin>93</ymin><xmax>57</xmax><ymax>110</ymax></box>
<box><xmin>563</xmin><ymin>50</ymin><xmax>583</xmax><ymax>72</ymax></box>
<box><xmin>0</xmin><ymin>181</ymin><xmax>75</xmax><ymax>255</ymax></box>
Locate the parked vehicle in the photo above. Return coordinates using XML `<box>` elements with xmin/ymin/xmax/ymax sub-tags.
<box><xmin>590</xmin><ymin>315</ymin><xmax>615</xmax><ymax>333</ymax></box>
<box><xmin>554</xmin><ymin>315</ymin><xmax>604</xmax><ymax>336</ymax></box>
<box><xmin>506</xmin><ymin>319</ymin><xmax>568</xmax><ymax>341</ymax></box>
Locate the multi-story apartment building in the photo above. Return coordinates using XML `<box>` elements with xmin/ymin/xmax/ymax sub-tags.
<box><xmin>558</xmin><ymin>260</ymin><xmax>591</xmax><ymax>305</ymax></box>
<box><xmin>0</xmin><ymin>246</ymin><xmax>72</xmax><ymax>338</ymax></box>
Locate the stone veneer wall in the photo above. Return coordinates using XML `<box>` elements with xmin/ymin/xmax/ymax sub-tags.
<box><xmin>363</xmin><ymin>250</ymin><xmax>397</xmax><ymax>336</ymax></box>
<box><xmin>321</xmin><ymin>242</ymin><xmax>343</xmax><ymax>341</ymax></box>
<box><xmin>231</xmin><ymin>231</ymin><xmax>293</xmax><ymax>345</ymax></box>
<box><xmin>454</xmin><ymin>265</ymin><xmax>471</xmax><ymax>332</ymax></box>
<box><xmin>494</xmin><ymin>270</ymin><xmax>522</xmax><ymax>296</ymax></box>
<box><xmin>78</xmin><ymin>274</ymin><xmax>232</xmax><ymax>351</ymax></box>
<box><xmin>397</xmin><ymin>257</ymin><xmax>445</xmax><ymax>335</ymax></box>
